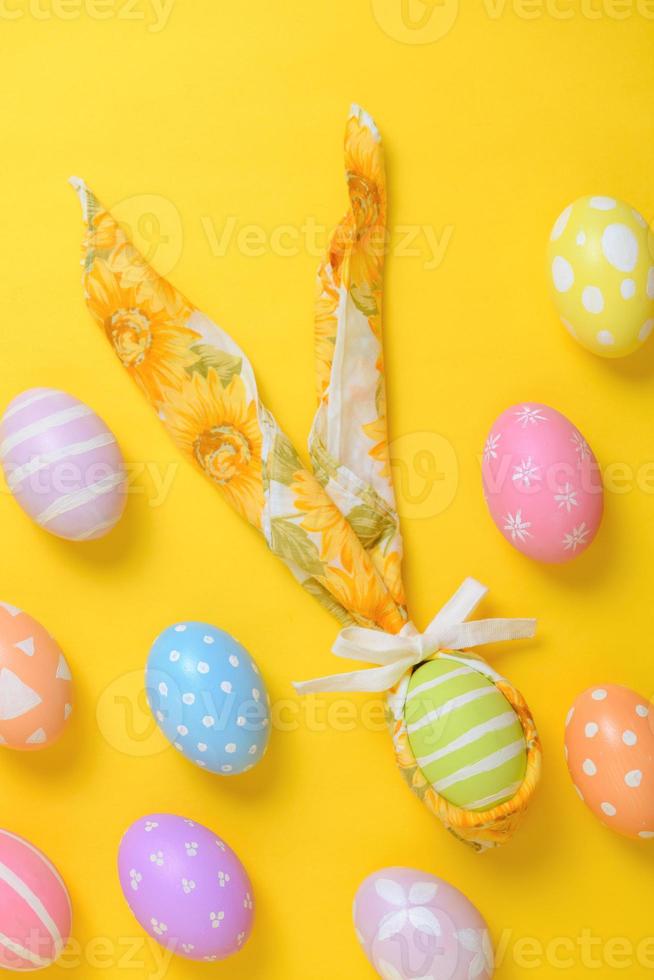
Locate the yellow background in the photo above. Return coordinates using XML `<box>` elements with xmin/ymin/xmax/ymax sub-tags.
<box><xmin>1</xmin><ymin>0</ymin><xmax>654</xmax><ymax>976</ymax></box>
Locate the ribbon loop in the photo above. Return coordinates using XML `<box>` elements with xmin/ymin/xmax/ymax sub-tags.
<box><xmin>293</xmin><ymin>578</ymin><xmax>536</xmax><ymax>696</ymax></box>
<box><xmin>333</xmin><ymin>627</ymin><xmax>422</xmax><ymax>663</ymax></box>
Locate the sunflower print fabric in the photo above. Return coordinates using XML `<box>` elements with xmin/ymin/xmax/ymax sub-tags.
<box><xmin>310</xmin><ymin>107</ymin><xmax>405</xmax><ymax>610</ymax></box>
<box><xmin>71</xmin><ymin>106</ymin><xmax>540</xmax><ymax>849</ymax></box>
<box><xmin>69</xmin><ymin>107</ymin><xmax>406</xmax><ymax>635</ymax></box>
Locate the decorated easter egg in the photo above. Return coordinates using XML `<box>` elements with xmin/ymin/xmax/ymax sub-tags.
<box><xmin>0</xmin><ymin>387</ymin><xmax>126</xmax><ymax>541</ymax></box>
<box><xmin>482</xmin><ymin>403</ymin><xmax>603</xmax><ymax>563</ymax></box>
<box><xmin>118</xmin><ymin>814</ymin><xmax>254</xmax><ymax>961</ymax></box>
<box><xmin>548</xmin><ymin>195</ymin><xmax>654</xmax><ymax>357</ymax></box>
<box><xmin>405</xmin><ymin>657</ymin><xmax>526</xmax><ymax>811</ymax></box>
<box><xmin>146</xmin><ymin>622</ymin><xmax>270</xmax><ymax>776</ymax></box>
<box><xmin>354</xmin><ymin>867</ymin><xmax>494</xmax><ymax>980</ymax></box>
<box><xmin>565</xmin><ymin>684</ymin><xmax>654</xmax><ymax>839</ymax></box>
<box><xmin>0</xmin><ymin>602</ymin><xmax>73</xmax><ymax>750</ymax></box>
<box><xmin>0</xmin><ymin>829</ymin><xmax>72</xmax><ymax>971</ymax></box>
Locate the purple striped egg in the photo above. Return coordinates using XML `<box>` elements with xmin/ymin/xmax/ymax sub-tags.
<box><xmin>0</xmin><ymin>388</ymin><xmax>126</xmax><ymax>541</ymax></box>
<box><xmin>118</xmin><ymin>814</ymin><xmax>254</xmax><ymax>962</ymax></box>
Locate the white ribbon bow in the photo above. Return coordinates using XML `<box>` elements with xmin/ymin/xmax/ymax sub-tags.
<box><xmin>293</xmin><ymin>578</ymin><xmax>536</xmax><ymax>695</ymax></box>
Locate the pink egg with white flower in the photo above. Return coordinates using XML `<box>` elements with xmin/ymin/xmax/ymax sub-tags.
<box><xmin>353</xmin><ymin>868</ymin><xmax>493</xmax><ymax>980</ymax></box>
<box><xmin>482</xmin><ymin>403</ymin><xmax>603</xmax><ymax>563</ymax></box>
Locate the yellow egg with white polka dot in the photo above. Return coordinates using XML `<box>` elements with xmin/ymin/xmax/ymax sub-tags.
<box><xmin>548</xmin><ymin>195</ymin><xmax>654</xmax><ymax>358</ymax></box>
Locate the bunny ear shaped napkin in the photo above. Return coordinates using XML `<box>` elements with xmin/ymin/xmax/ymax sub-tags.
<box><xmin>71</xmin><ymin>106</ymin><xmax>541</xmax><ymax>850</ymax></box>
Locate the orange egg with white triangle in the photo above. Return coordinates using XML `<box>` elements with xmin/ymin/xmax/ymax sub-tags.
<box><xmin>0</xmin><ymin>603</ymin><xmax>73</xmax><ymax>750</ymax></box>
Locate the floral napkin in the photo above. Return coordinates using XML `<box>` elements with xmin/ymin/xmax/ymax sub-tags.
<box><xmin>71</xmin><ymin>106</ymin><xmax>540</xmax><ymax>849</ymax></box>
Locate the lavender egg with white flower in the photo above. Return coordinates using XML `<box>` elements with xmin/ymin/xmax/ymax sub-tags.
<box><xmin>354</xmin><ymin>868</ymin><xmax>494</xmax><ymax>980</ymax></box>
<box><xmin>146</xmin><ymin>622</ymin><xmax>270</xmax><ymax>776</ymax></box>
<box><xmin>118</xmin><ymin>814</ymin><xmax>254</xmax><ymax>962</ymax></box>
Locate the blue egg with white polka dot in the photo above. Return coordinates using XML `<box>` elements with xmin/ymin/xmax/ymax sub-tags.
<box><xmin>146</xmin><ymin>622</ymin><xmax>270</xmax><ymax>775</ymax></box>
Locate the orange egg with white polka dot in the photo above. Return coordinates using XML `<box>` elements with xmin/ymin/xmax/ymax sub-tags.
<box><xmin>565</xmin><ymin>684</ymin><xmax>654</xmax><ymax>839</ymax></box>
<box><xmin>0</xmin><ymin>602</ymin><xmax>73</xmax><ymax>750</ymax></box>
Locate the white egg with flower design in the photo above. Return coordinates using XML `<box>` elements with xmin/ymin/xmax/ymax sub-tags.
<box><xmin>354</xmin><ymin>868</ymin><xmax>493</xmax><ymax>980</ymax></box>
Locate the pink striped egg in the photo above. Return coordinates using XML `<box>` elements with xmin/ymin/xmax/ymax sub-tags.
<box><xmin>0</xmin><ymin>829</ymin><xmax>72</xmax><ymax>970</ymax></box>
<box><xmin>0</xmin><ymin>388</ymin><xmax>126</xmax><ymax>541</ymax></box>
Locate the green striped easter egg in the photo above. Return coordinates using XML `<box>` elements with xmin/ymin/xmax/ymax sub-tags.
<box><xmin>405</xmin><ymin>655</ymin><xmax>527</xmax><ymax>811</ymax></box>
